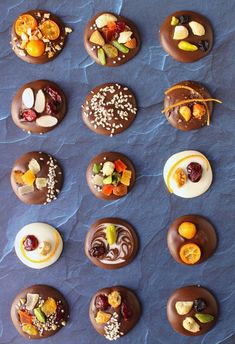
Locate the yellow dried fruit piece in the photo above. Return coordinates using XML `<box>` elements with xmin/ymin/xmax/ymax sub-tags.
<box><xmin>22</xmin><ymin>324</ymin><xmax>38</xmax><ymax>336</ymax></box>
<box><xmin>90</xmin><ymin>30</ymin><xmax>105</xmax><ymax>46</ymax></box>
<box><xmin>179</xmin><ymin>106</ymin><xmax>191</xmax><ymax>122</ymax></box>
<box><xmin>108</xmin><ymin>291</ymin><xmax>122</xmax><ymax>308</ymax></box>
<box><xmin>103</xmin><ymin>44</ymin><xmax>118</xmax><ymax>58</ymax></box>
<box><xmin>173</xmin><ymin>168</ymin><xmax>187</xmax><ymax>187</ymax></box>
<box><xmin>41</xmin><ymin>297</ymin><xmax>57</xmax><ymax>316</ymax></box>
<box><xmin>95</xmin><ymin>310</ymin><xmax>112</xmax><ymax>324</ymax></box>
<box><xmin>171</xmin><ymin>16</ymin><xmax>179</xmax><ymax>26</ymax></box>
<box><xmin>178</xmin><ymin>41</ymin><xmax>198</xmax><ymax>52</ymax></box>
<box><xmin>22</xmin><ymin>170</ymin><xmax>36</xmax><ymax>186</ymax></box>
<box><xmin>178</xmin><ymin>222</ymin><xmax>197</xmax><ymax>239</ymax></box>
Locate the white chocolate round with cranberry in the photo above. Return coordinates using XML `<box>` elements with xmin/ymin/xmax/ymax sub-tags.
<box><xmin>163</xmin><ymin>150</ymin><xmax>213</xmax><ymax>198</ymax></box>
<box><xmin>15</xmin><ymin>222</ymin><xmax>63</xmax><ymax>269</ymax></box>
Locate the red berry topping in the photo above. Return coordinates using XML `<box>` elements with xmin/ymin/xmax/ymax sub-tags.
<box><xmin>187</xmin><ymin>162</ymin><xmax>202</xmax><ymax>183</ymax></box>
<box><xmin>89</xmin><ymin>244</ymin><xmax>106</xmax><ymax>258</ymax></box>
<box><xmin>23</xmin><ymin>235</ymin><xmax>39</xmax><ymax>251</ymax></box>
<box><xmin>95</xmin><ymin>294</ymin><xmax>109</xmax><ymax>310</ymax></box>
<box><xmin>55</xmin><ymin>305</ymin><xmax>65</xmax><ymax>323</ymax></box>
<box><xmin>22</xmin><ymin>109</ymin><xmax>37</xmax><ymax>122</ymax></box>
<box><xmin>46</xmin><ymin>100</ymin><xmax>58</xmax><ymax>115</ymax></box>
<box><xmin>116</xmin><ymin>21</ymin><xmax>126</xmax><ymax>33</ymax></box>
<box><xmin>121</xmin><ymin>301</ymin><xmax>132</xmax><ymax>321</ymax></box>
<box><xmin>44</xmin><ymin>87</ymin><xmax>62</xmax><ymax>103</ymax></box>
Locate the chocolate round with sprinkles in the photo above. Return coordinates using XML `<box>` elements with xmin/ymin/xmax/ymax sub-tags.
<box><xmin>11</xmin><ymin>80</ymin><xmax>67</xmax><ymax>134</ymax></box>
<box><xmin>160</xmin><ymin>11</ymin><xmax>213</xmax><ymax>63</ymax></box>
<box><xmin>11</xmin><ymin>284</ymin><xmax>69</xmax><ymax>339</ymax></box>
<box><xmin>84</xmin><ymin>12</ymin><xmax>140</xmax><ymax>67</ymax></box>
<box><xmin>86</xmin><ymin>152</ymin><xmax>136</xmax><ymax>201</ymax></box>
<box><xmin>82</xmin><ymin>83</ymin><xmax>137</xmax><ymax>136</ymax></box>
<box><xmin>10</xmin><ymin>151</ymin><xmax>63</xmax><ymax>205</ymax></box>
<box><xmin>11</xmin><ymin>10</ymin><xmax>72</xmax><ymax>64</ymax></box>
<box><xmin>89</xmin><ymin>286</ymin><xmax>141</xmax><ymax>340</ymax></box>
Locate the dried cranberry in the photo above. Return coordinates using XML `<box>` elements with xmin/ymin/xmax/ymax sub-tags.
<box><xmin>116</xmin><ymin>21</ymin><xmax>126</xmax><ymax>33</ymax></box>
<box><xmin>194</xmin><ymin>298</ymin><xmax>207</xmax><ymax>312</ymax></box>
<box><xmin>95</xmin><ymin>294</ymin><xmax>109</xmax><ymax>310</ymax></box>
<box><xmin>23</xmin><ymin>235</ymin><xmax>39</xmax><ymax>251</ymax></box>
<box><xmin>55</xmin><ymin>305</ymin><xmax>65</xmax><ymax>323</ymax></box>
<box><xmin>178</xmin><ymin>15</ymin><xmax>190</xmax><ymax>24</ymax></box>
<box><xmin>187</xmin><ymin>162</ymin><xmax>202</xmax><ymax>183</ymax></box>
<box><xmin>46</xmin><ymin>100</ymin><xmax>59</xmax><ymax>115</ymax></box>
<box><xmin>89</xmin><ymin>244</ymin><xmax>106</xmax><ymax>258</ymax></box>
<box><xmin>22</xmin><ymin>109</ymin><xmax>37</xmax><ymax>122</ymax></box>
<box><xmin>44</xmin><ymin>87</ymin><xmax>62</xmax><ymax>103</ymax></box>
<box><xmin>121</xmin><ymin>302</ymin><xmax>132</xmax><ymax>321</ymax></box>
<box><xmin>198</xmin><ymin>40</ymin><xmax>209</xmax><ymax>52</ymax></box>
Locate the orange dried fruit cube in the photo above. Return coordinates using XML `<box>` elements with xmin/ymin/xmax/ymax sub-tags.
<box><xmin>41</xmin><ymin>20</ymin><xmax>60</xmax><ymax>40</ymax></box>
<box><xmin>178</xmin><ymin>222</ymin><xmax>197</xmax><ymax>239</ymax></box>
<box><xmin>121</xmin><ymin>170</ymin><xmax>132</xmax><ymax>186</ymax></box>
<box><xmin>41</xmin><ymin>297</ymin><xmax>57</xmax><ymax>316</ymax></box>
<box><xmin>179</xmin><ymin>243</ymin><xmax>201</xmax><ymax>265</ymax></box>
<box><xmin>113</xmin><ymin>183</ymin><xmax>127</xmax><ymax>196</ymax></box>
<box><xmin>114</xmin><ymin>159</ymin><xmax>127</xmax><ymax>173</ymax></box>
<box><xmin>14</xmin><ymin>170</ymin><xmax>24</xmax><ymax>185</ymax></box>
<box><xmin>193</xmin><ymin>103</ymin><xmax>206</xmax><ymax>119</ymax></box>
<box><xmin>95</xmin><ymin>310</ymin><xmax>111</xmax><ymax>324</ymax></box>
<box><xmin>125</xmin><ymin>37</ymin><xmax>137</xmax><ymax>49</ymax></box>
<box><xmin>102</xmin><ymin>184</ymin><xmax>113</xmax><ymax>196</ymax></box>
<box><xmin>19</xmin><ymin>310</ymin><xmax>33</xmax><ymax>324</ymax></box>
<box><xmin>15</xmin><ymin>14</ymin><xmax>38</xmax><ymax>36</ymax></box>
<box><xmin>22</xmin><ymin>170</ymin><xmax>36</xmax><ymax>186</ymax></box>
<box><xmin>107</xmin><ymin>21</ymin><xmax>117</xmax><ymax>31</ymax></box>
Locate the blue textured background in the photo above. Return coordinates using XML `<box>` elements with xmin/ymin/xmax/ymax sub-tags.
<box><xmin>0</xmin><ymin>0</ymin><xmax>235</xmax><ymax>343</ymax></box>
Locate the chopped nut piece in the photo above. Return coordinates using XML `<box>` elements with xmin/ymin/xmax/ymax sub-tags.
<box><xmin>173</xmin><ymin>26</ymin><xmax>189</xmax><ymax>40</ymax></box>
<box><xmin>44</xmin><ymin>13</ymin><xmax>50</xmax><ymax>19</ymax></box>
<box><xmin>175</xmin><ymin>301</ymin><xmax>193</xmax><ymax>315</ymax></box>
<box><xmin>193</xmin><ymin>103</ymin><xmax>206</xmax><ymax>119</ymax></box>
<box><xmin>189</xmin><ymin>21</ymin><xmax>206</xmax><ymax>36</ymax></box>
<box><xmin>183</xmin><ymin>317</ymin><xmax>200</xmax><ymax>333</ymax></box>
<box><xmin>38</xmin><ymin>241</ymin><xmax>51</xmax><ymax>255</ymax></box>
<box><xmin>173</xmin><ymin>168</ymin><xmax>187</xmax><ymax>187</ymax></box>
<box><xmin>55</xmin><ymin>44</ymin><xmax>62</xmax><ymax>50</ymax></box>
<box><xmin>65</xmin><ymin>27</ymin><xmax>73</xmax><ymax>34</ymax></box>
<box><xmin>26</xmin><ymin>293</ymin><xmax>39</xmax><ymax>311</ymax></box>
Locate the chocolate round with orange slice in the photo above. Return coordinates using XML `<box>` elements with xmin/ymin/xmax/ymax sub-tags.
<box><xmin>89</xmin><ymin>286</ymin><xmax>141</xmax><ymax>340</ymax></box>
<box><xmin>86</xmin><ymin>152</ymin><xmax>135</xmax><ymax>200</ymax></box>
<box><xmin>11</xmin><ymin>80</ymin><xmax>67</xmax><ymax>134</ymax></box>
<box><xmin>11</xmin><ymin>10</ymin><xmax>72</xmax><ymax>64</ymax></box>
<box><xmin>82</xmin><ymin>83</ymin><xmax>137</xmax><ymax>136</ymax></box>
<box><xmin>85</xmin><ymin>218</ymin><xmax>138</xmax><ymax>269</ymax></box>
<box><xmin>10</xmin><ymin>151</ymin><xmax>63</xmax><ymax>205</ymax></box>
<box><xmin>84</xmin><ymin>12</ymin><xmax>140</xmax><ymax>66</ymax></box>
<box><xmin>167</xmin><ymin>215</ymin><xmax>217</xmax><ymax>265</ymax></box>
<box><xmin>11</xmin><ymin>285</ymin><xmax>69</xmax><ymax>339</ymax></box>
<box><xmin>167</xmin><ymin>285</ymin><xmax>218</xmax><ymax>336</ymax></box>
<box><xmin>160</xmin><ymin>11</ymin><xmax>213</xmax><ymax>63</ymax></box>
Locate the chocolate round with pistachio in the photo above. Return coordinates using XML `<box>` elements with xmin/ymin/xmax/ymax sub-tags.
<box><xmin>10</xmin><ymin>151</ymin><xmax>63</xmax><ymax>205</ymax></box>
<box><xmin>89</xmin><ymin>286</ymin><xmax>141</xmax><ymax>340</ymax></box>
<box><xmin>85</xmin><ymin>218</ymin><xmax>138</xmax><ymax>269</ymax></box>
<box><xmin>82</xmin><ymin>83</ymin><xmax>137</xmax><ymax>136</ymax></box>
<box><xmin>11</xmin><ymin>80</ymin><xmax>67</xmax><ymax>134</ymax></box>
<box><xmin>11</xmin><ymin>284</ymin><xmax>69</xmax><ymax>339</ymax></box>
<box><xmin>167</xmin><ymin>215</ymin><xmax>217</xmax><ymax>265</ymax></box>
<box><xmin>160</xmin><ymin>11</ymin><xmax>213</xmax><ymax>63</ymax></box>
<box><xmin>167</xmin><ymin>286</ymin><xmax>218</xmax><ymax>336</ymax></box>
<box><xmin>11</xmin><ymin>10</ymin><xmax>72</xmax><ymax>64</ymax></box>
<box><xmin>84</xmin><ymin>12</ymin><xmax>140</xmax><ymax>67</ymax></box>
<box><xmin>86</xmin><ymin>152</ymin><xmax>135</xmax><ymax>200</ymax></box>
<box><xmin>163</xmin><ymin>81</ymin><xmax>222</xmax><ymax>131</ymax></box>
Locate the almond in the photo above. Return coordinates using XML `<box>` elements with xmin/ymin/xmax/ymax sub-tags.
<box><xmin>125</xmin><ymin>37</ymin><xmax>137</xmax><ymax>49</ymax></box>
<box><xmin>173</xmin><ymin>25</ymin><xmax>189</xmax><ymax>40</ymax></box>
<box><xmin>22</xmin><ymin>88</ymin><xmax>34</xmax><ymax>109</ymax></box>
<box><xmin>95</xmin><ymin>13</ymin><xmax>117</xmax><ymax>28</ymax></box>
<box><xmin>89</xmin><ymin>30</ymin><xmax>105</xmax><ymax>46</ymax></box>
<box><xmin>189</xmin><ymin>21</ymin><xmax>205</xmax><ymax>36</ymax></box>
<box><xmin>36</xmin><ymin>115</ymin><xmax>58</xmax><ymax>127</ymax></box>
<box><xmin>118</xmin><ymin>31</ymin><xmax>133</xmax><ymax>44</ymax></box>
<box><xmin>34</xmin><ymin>89</ymin><xmax>46</xmax><ymax>113</ymax></box>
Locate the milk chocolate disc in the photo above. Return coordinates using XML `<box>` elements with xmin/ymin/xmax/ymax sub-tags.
<box><xmin>167</xmin><ymin>215</ymin><xmax>217</xmax><ymax>265</ymax></box>
<box><xmin>11</xmin><ymin>10</ymin><xmax>72</xmax><ymax>64</ymax></box>
<box><xmin>167</xmin><ymin>286</ymin><xmax>218</xmax><ymax>336</ymax></box>
<box><xmin>160</xmin><ymin>11</ymin><xmax>213</xmax><ymax>63</ymax></box>
<box><xmin>85</xmin><ymin>218</ymin><xmax>138</xmax><ymax>269</ymax></box>
<box><xmin>11</xmin><ymin>151</ymin><xmax>63</xmax><ymax>205</ymax></box>
<box><xmin>89</xmin><ymin>286</ymin><xmax>141</xmax><ymax>340</ymax></box>
<box><xmin>11</xmin><ymin>285</ymin><xmax>69</xmax><ymax>339</ymax></box>
<box><xmin>82</xmin><ymin>83</ymin><xmax>137</xmax><ymax>136</ymax></box>
<box><xmin>86</xmin><ymin>152</ymin><xmax>136</xmax><ymax>200</ymax></box>
<box><xmin>84</xmin><ymin>12</ymin><xmax>140</xmax><ymax>67</ymax></box>
<box><xmin>11</xmin><ymin>80</ymin><xmax>67</xmax><ymax>134</ymax></box>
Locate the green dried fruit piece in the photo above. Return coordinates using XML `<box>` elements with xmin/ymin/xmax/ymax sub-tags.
<box><xmin>112</xmin><ymin>172</ymin><xmax>121</xmax><ymax>185</ymax></box>
<box><xmin>34</xmin><ymin>308</ymin><xmax>46</xmax><ymax>323</ymax></box>
<box><xmin>98</xmin><ymin>48</ymin><xmax>106</xmax><ymax>65</ymax></box>
<box><xmin>195</xmin><ymin>313</ymin><xmax>214</xmax><ymax>323</ymax></box>
<box><xmin>112</xmin><ymin>40</ymin><xmax>129</xmax><ymax>54</ymax></box>
<box><xmin>22</xmin><ymin>324</ymin><xmax>38</xmax><ymax>336</ymax></box>
<box><xmin>171</xmin><ymin>16</ymin><xmax>179</xmax><ymax>26</ymax></box>
<box><xmin>178</xmin><ymin>41</ymin><xmax>198</xmax><ymax>52</ymax></box>
<box><xmin>93</xmin><ymin>163</ymin><xmax>101</xmax><ymax>174</ymax></box>
<box><xmin>106</xmin><ymin>224</ymin><xmax>117</xmax><ymax>245</ymax></box>
<box><xmin>103</xmin><ymin>176</ymin><xmax>112</xmax><ymax>185</ymax></box>
<box><xmin>103</xmin><ymin>44</ymin><xmax>118</xmax><ymax>58</ymax></box>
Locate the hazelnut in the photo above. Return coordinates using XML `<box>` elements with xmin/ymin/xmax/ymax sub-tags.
<box><xmin>189</xmin><ymin>21</ymin><xmax>206</xmax><ymax>36</ymax></box>
<box><xmin>179</xmin><ymin>106</ymin><xmax>191</xmax><ymax>122</ymax></box>
<box><xmin>173</xmin><ymin>168</ymin><xmax>187</xmax><ymax>187</ymax></box>
<box><xmin>173</xmin><ymin>25</ymin><xmax>189</xmax><ymax>40</ymax></box>
<box><xmin>38</xmin><ymin>241</ymin><xmax>51</xmax><ymax>256</ymax></box>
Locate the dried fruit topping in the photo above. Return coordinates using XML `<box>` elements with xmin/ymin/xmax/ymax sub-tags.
<box><xmin>194</xmin><ymin>298</ymin><xmax>207</xmax><ymax>312</ymax></box>
<box><xmin>41</xmin><ymin>297</ymin><xmax>57</xmax><ymax>317</ymax></box>
<box><xmin>19</xmin><ymin>310</ymin><xmax>33</xmax><ymax>324</ymax></box>
<box><xmin>198</xmin><ymin>40</ymin><xmax>209</xmax><ymax>52</ymax></box>
<box><xmin>23</xmin><ymin>235</ymin><xmax>39</xmax><ymax>251</ymax></box>
<box><xmin>22</xmin><ymin>88</ymin><xmax>34</xmax><ymax>109</ymax></box>
<box><xmin>103</xmin><ymin>44</ymin><xmax>118</xmax><ymax>58</ymax></box>
<box><xmin>103</xmin><ymin>161</ymin><xmax>115</xmax><ymax>176</ymax></box>
<box><xmin>95</xmin><ymin>294</ymin><xmax>109</xmax><ymax>310</ymax></box>
<box><xmin>103</xmin><ymin>176</ymin><xmax>112</xmax><ymax>185</ymax></box>
<box><xmin>26</xmin><ymin>40</ymin><xmax>45</xmax><ymax>57</ymax></box>
<box><xmin>93</xmin><ymin>163</ymin><xmax>102</xmax><ymax>175</ymax></box>
<box><xmin>112</xmin><ymin>172</ymin><xmax>121</xmax><ymax>185</ymax></box>
<box><xmin>193</xmin><ymin>103</ymin><xmax>206</xmax><ymax>119</ymax></box>
<box><xmin>14</xmin><ymin>171</ymin><xmax>24</xmax><ymax>185</ymax></box>
<box><xmin>187</xmin><ymin>162</ymin><xmax>202</xmax><ymax>183</ymax></box>
<box><xmin>35</xmin><ymin>177</ymin><xmax>47</xmax><ymax>190</ymax></box>
<box><xmin>173</xmin><ymin>26</ymin><xmax>189</xmax><ymax>40</ymax></box>
<box><xmin>90</xmin><ymin>30</ymin><xmax>105</xmax><ymax>46</ymax></box>
<box><xmin>44</xmin><ymin>87</ymin><xmax>62</xmax><ymax>103</ymax></box>
<box><xmin>22</xmin><ymin>170</ymin><xmax>36</xmax><ymax>186</ymax></box>
<box><xmin>106</xmin><ymin>224</ymin><xmax>117</xmax><ymax>245</ymax></box>
<box><xmin>15</xmin><ymin>14</ymin><xmax>38</xmax><ymax>36</ymax></box>
<box><xmin>95</xmin><ymin>14</ymin><xmax>118</xmax><ymax>29</ymax></box>
<box><xmin>46</xmin><ymin>100</ymin><xmax>59</xmax><ymax>115</ymax></box>
<box><xmin>116</xmin><ymin>21</ymin><xmax>126</xmax><ymax>33</ymax></box>
<box><xmin>113</xmin><ymin>183</ymin><xmax>127</xmax><ymax>196</ymax></box>
<box><xmin>173</xmin><ymin>168</ymin><xmax>187</xmax><ymax>187</ymax></box>
<box><xmin>178</xmin><ymin>15</ymin><xmax>190</xmax><ymax>25</ymax></box>
<box><xmin>98</xmin><ymin>48</ymin><xmax>106</xmax><ymax>65</ymax></box>
<box><xmin>55</xmin><ymin>305</ymin><xmax>65</xmax><ymax>323</ymax></box>
<box><xmin>179</xmin><ymin>243</ymin><xmax>201</xmax><ymax>265</ymax></box>
<box><xmin>22</xmin><ymin>324</ymin><xmax>39</xmax><ymax>336</ymax></box>
<box><xmin>125</xmin><ymin>37</ymin><xmax>137</xmax><ymax>49</ymax></box>
<box><xmin>189</xmin><ymin>21</ymin><xmax>205</xmax><ymax>36</ymax></box>
<box><xmin>178</xmin><ymin>222</ymin><xmax>197</xmax><ymax>239</ymax></box>
<box><xmin>118</xmin><ymin>31</ymin><xmax>132</xmax><ymax>44</ymax></box>
<box><xmin>102</xmin><ymin>184</ymin><xmax>114</xmax><ymax>196</ymax></box>
<box><xmin>26</xmin><ymin>293</ymin><xmax>39</xmax><ymax>311</ymax></box>
<box><xmin>28</xmin><ymin>159</ymin><xmax>40</xmax><ymax>174</ymax></box>
<box><xmin>108</xmin><ymin>291</ymin><xmax>122</xmax><ymax>308</ymax></box>
<box><xmin>182</xmin><ymin>317</ymin><xmax>200</xmax><ymax>333</ymax></box>
<box><xmin>95</xmin><ymin>310</ymin><xmax>112</xmax><ymax>324</ymax></box>
<box><xmin>121</xmin><ymin>302</ymin><xmax>132</xmax><ymax>320</ymax></box>
<box><xmin>38</xmin><ymin>241</ymin><xmax>51</xmax><ymax>255</ymax></box>
<box><xmin>92</xmin><ymin>174</ymin><xmax>104</xmax><ymax>187</ymax></box>
<box><xmin>18</xmin><ymin>185</ymin><xmax>34</xmax><ymax>196</ymax></box>
<box><xmin>121</xmin><ymin>170</ymin><xmax>132</xmax><ymax>186</ymax></box>
<box><xmin>178</xmin><ymin>41</ymin><xmax>198</xmax><ymax>52</ymax></box>
<box><xmin>89</xmin><ymin>244</ymin><xmax>106</xmax><ymax>258</ymax></box>
<box><xmin>34</xmin><ymin>308</ymin><xmax>46</xmax><ymax>323</ymax></box>
<box><xmin>175</xmin><ymin>301</ymin><xmax>193</xmax><ymax>315</ymax></box>
<box><xmin>179</xmin><ymin>105</ymin><xmax>191</xmax><ymax>122</ymax></box>
<box><xmin>41</xmin><ymin>20</ymin><xmax>60</xmax><ymax>40</ymax></box>
<box><xmin>171</xmin><ymin>16</ymin><xmax>179</xmax><ymax>26</ymax></box>
<box><xmin>195</xmin><ymin>313</ymin><xmax>214</xmax><ymax>323</ymax></box>
<box><xmin>114</xmin><ymin>159</ymin><xmax>127</xmax><ymax>173</ymax></box>
<box><xmin>112</xmin><ymin>40</ymin><xmax>129</xmax><ymax>54</ymax></box>
<box><xmin>22</xmin><ymin>109</ymin><xmax>37</xmax><ymax>122</ymax></box>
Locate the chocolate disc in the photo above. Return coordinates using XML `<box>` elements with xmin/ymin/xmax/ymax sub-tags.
<box><xmin>11</xmin><ymin>80</ymin><xmax>67</xmax><ymax>134</ymax></box>
<box><xmin>84</xmin><ymin>12</ymin><xmax>140</xmax><ymax>67</ymax></box>
<box><xmin>160</xmin><ymin>11</ymin><xmax>213</xmax><ymax>63</ymax></box>
<box><xmin>85</xmin><ymin>218</ymin><xmax>138</xmax><ymax>269</ymax></box>
<box><xmin>86</xmin><ymin>152</ymin><xmax>136</xmax><ymax>200</ymax></box>
<box><xmin>11</xmin><ymin>10</ymin><xmax>72</xmax><ymax>64</ymax></box>
<box><xmin>167</xmin><ymin>286</ymin><xmax>218</xmax><ymax>336</ymax></box>
<box><xmin>11</xmin><ymin>284</ymin><xmax>69</xmax><ymax>339</ymax></box>
<box><xmin>89</xmin><ymin>286</ymin><xmax>141</xmax><ymax>340</ymax></box>
<box><xmin>163</xmin><ymin>81</ymin><xmax>214</xmax><ymax>131</ymax></box>
<box><xmin>82</xmin><ymin>83</ymin><xmax>137</xmax><ymax>136</ymax></box>
<box><xmin>167</xmin><ymin>215</ymin><xmax>217</xmax><ymax>265</ymax></box>
<box><xmin>11</xmin><ymin>151</ymin><xmax>63</xmax><ymax>205</ymax></box>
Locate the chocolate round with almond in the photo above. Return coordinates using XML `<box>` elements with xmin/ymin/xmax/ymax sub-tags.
<box><xmin>86</xmin><ymin>152</ymin><xmax>135</xmax><ymax>200</ymax></box>
<box><xmin>167</xmin><ymin>286</ymin><xmax>218</xmax><ymax>336</ymax></box>
<box><xmin>82</xmin><ymin>83</ymin><xmax>137</xmax><ymax>136</ymax></box>
<box><xmin>85</xmin><ymin>218</ymin><xmax>138</xmax><ymax>269</ymax></box>
<box><xmin>11</xmin><ymin>80</ymin><xmax>67</xmax><ymax>134</ymax></box>
<box><xmin>11</xmin><ymin>284</ymin><xmax>69</xmax><ymax>339</ymax></box>
<box><xmin>10</xmin><ymin>151</ymin><xmax>63</xmax><ymax>205</ymax></box>
<box><xmin>89</xmin><ymin>286</ymin><xmax>141</xmax><ymax>340</ymax></box>
<box><xmin>160</xmin><ymin>11</ymin><xmax>213</xmax><ymax>63</ymax></box>
<box><xmin>167</xmin><ymin>215</ymin><xmax>217</xmax><ymax>265</ymax></box>
<box><xmin>84</xmin><ymin>12</ymin><xmax>140</xmax><ymax>67</ymax></box>
<box><xmin>11</xmin><ymin>10</ymin><xmax>72</xmax><ymax>64</ymax></box>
